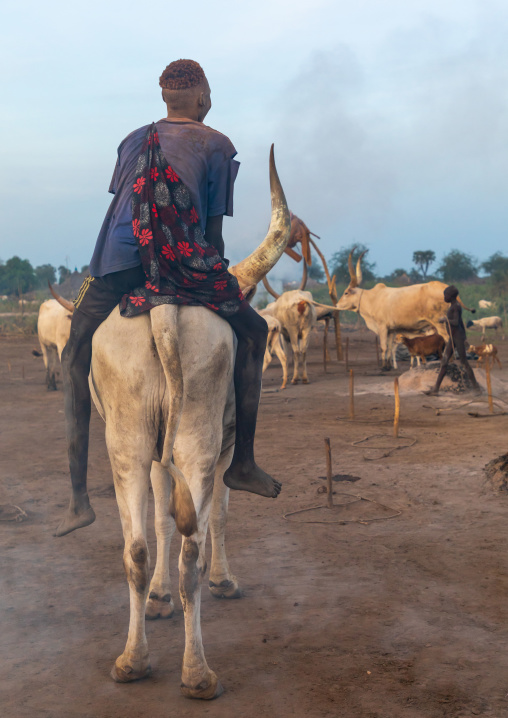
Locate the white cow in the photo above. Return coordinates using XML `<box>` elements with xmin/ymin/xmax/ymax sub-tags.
<box><xmin>258</xmin><ymin>310</ymin><xmax>288</xmax><ymax>389</ymax></box>
<box><xmin>467</xmin><ymin>316</ymin><xmax>504</xmax><ymax>340</ymax></box>
<box><xmin>261</xmin><ymin>262</ymin><xmax>317</xmax><ymax>384</ymax></box>
<box><xmin>36</xmin><ymin>299</ymin><xmax>72</xmax><ymax>389</ymax></box>
<box><xmin>75</xmin><ymin>148</ymin><xmax>290</xmax><ymax>699</ymax></box>
<box><xmin>478</xmin><ymin>299</ymin><xmax>494</xmax><ymax>309</ymax></box>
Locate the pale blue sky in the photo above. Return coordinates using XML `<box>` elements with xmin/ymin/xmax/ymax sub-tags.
<box><xmin>1</xmin><ymin>0</ymin><xmax>507</xmax><ymax>280</ymax></box>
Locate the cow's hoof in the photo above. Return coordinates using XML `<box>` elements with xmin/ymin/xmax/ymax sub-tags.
<box><xmin>302</xmin><ymin>378</ymin><xmax>309</xmax><ymax>384</ymax></box>
<box><xmin>181</xmin><ymin>670</ymin><xmax>223</xmax><ymax>700</ymax></box>
<box><xmin>145</xmin><ymin>592</ymin><xmax>174</xmax><ymax>619</ymax></box>
<box><xmin>110</xmin><ymin>654</ymin><xmax>151</xmax><ymax>683</ymax></box>
<box><xmin>209</xmin><ymin>577</ymin><xmax>242</xmax><ymax>599</ymax></box>
<box><xmin>291</xmin><ymin>378</ymin><xmax>300</xmax><ymax>384</ymax></box>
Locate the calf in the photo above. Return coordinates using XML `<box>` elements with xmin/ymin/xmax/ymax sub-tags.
<box><xmin>395</xmin><ymin>332</ymin><xmax>445</xmax><ymax>368</ymax></box>
<box><xmin>469</xmin><ymin>343</ymin><xmax>501</xmax><ymax>369</ymax></box>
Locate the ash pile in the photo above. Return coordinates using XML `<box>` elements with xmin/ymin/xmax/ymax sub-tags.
<box><xmin>398</xmin><ymin>362</ymin><xmax>479</xmax><ymax>394</ymax></box>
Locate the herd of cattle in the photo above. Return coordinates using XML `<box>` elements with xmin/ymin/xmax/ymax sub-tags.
<box><xmin>19</xmin><ymin>154</ymin><xmax>505</xmax><ymax>700</ymax></box>
<box><xmin>35</xmin><ymin>252</ymin><xmax>505</xmax><ymax>391</ymax></box>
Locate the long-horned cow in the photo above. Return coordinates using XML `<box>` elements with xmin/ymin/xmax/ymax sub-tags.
<box><xmin>36</xmin><ymin>298</ymin><xmax>73</xmax><ymax>389</ymax></box>
<box><xmin>261</xmin><ymin>261</ymin><xmax>317</xmax><ymax>384</ymax></box>
<box><xmin>337</xmin><ymin>249</ymin><xmax>473</xmax><ymax>369</ymax></box>
<box><xmin>55</xmin><ymin>148</ymin><xmax>291</xmax><ymax>699</ymax></box>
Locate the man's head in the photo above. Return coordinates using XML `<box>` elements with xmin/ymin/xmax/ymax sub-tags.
<box><xmin>159</xmin><ymin>59</ymin><xmax>211</xmax><ymax>122</ymax></box>
<box><xmin>444</xmin><ymin>285</ymin><xmax>459</xmax><ymax>303</ymax></box>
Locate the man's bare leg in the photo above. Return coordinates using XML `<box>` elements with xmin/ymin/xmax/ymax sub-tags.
<box><xmin>54</xmin><ymin>312</ymin><xmax>99</xmax><ymax>536</ymax></box>
<box><xmin>223</xmin><ymin>307</ymin><xmax>282</xmax><ymax>498</ymax></box>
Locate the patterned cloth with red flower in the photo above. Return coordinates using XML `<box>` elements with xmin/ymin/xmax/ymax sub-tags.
<box><xmin>120</xmin><ymin>123</ymin><xmax>248</xmax><ymax>318</ymax></box>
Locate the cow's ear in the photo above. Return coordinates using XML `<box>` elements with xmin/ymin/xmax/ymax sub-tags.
<box><xmin>243</xmin><ymin>284</ymin><xmax>257</xmax><ymax>304</ymax></box>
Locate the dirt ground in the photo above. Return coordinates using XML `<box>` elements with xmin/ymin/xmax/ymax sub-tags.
<box><xmin>2</xmin><ymin>327</ymin><xmax>508</xmax><ymax>718</ymax></box>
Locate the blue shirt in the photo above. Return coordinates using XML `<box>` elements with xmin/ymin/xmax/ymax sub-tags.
<box><xmin>89</xmin><ymin>119</ymin><xmax>240</xmax><ymax>277</ymax></box>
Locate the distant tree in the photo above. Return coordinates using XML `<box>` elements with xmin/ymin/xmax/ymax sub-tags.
<box><xmin>330</xmin><ymin>243</ymin><xmax>376</xmax><ymax>285</ymax></box>
<box><xmin>481</xmin><ymin>252</ymin><xmax>508</xmax><ymax>286</ymax></box>
<box><xmin>307</xmin><ymin>252</ymin><xmax>325</xmax><ymax>281</ymax></box>
<box><xmin>35</xmin><ymin>264</ymin><xmax>56</xmax><ymax>287</ymax></box>
<box><xmin>81</xmin><ymin>264</ymin><xmax>90</xmax><ymax>274</ymax></box>
<box><xmin>386</xmin><ymin>268</ymin><xmax>411</xmax><ymax>285</ymax></box>
<box><xmin>437</xmin><ymin>250</ymin><xmax>477</xmax><ymax>283</ymax></box>
<box><xmin>0</xmin><ymin>256</ymin><xmax>36</xmax><ymax>294</ymax></box>
<box><xmin>412</xmin><ymin>250</ymin><xmax>436</xmax><ymax>278</ymax></box>
<box><xmin>58</xmin><ymin>265</ymin><xmax>71</xmax><ymax>284</ymax></box>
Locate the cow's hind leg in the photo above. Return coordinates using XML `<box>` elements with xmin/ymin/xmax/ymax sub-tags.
<box><xmin>179</xmin><ymin>497</ymin><xmax>223</xmax><ymax>699</ymax></box>
<box><xmin>209</xmin><ymin>447</ymin><xmax>241</xmax><ymax>599</ymax></box>
<box><xmin>146</xmin><ymin>461</ymin><xmax>176</xmax><ymax>619</ymax></box>
<box><xmin>108</xmin><ymin>441</ymin><xmax>152</xmax><ymax>683</ymax></box>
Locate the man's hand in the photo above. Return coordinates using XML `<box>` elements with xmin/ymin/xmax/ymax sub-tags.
<box><xmin>205</xmin><ymin>215</ymin><xmax>225</xmax><ymax>259</ymax></box>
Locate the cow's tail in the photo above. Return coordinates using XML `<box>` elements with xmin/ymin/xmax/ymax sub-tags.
<box><xmin>458</xmin><ymin>297</ymin><xmax>476</xmax><ymax>313</ymax></box>
<box><xmin>150</xmin><ymin>306</ymin><xmax>197</xmax><ymax>538</ymax></box>
<box><xmin>296</xmin><ymin>300</ymin><xmax>312</xmax><ymax>340</ymax></box>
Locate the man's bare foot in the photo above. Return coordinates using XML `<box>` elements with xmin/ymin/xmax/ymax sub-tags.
<box><xmin>54</xmin><ymin>497</ymin><xmax>96</xmax><ymax>537</ymax></box>
<box><xmin>224</xmin><ymin>462</ymin><xmax>281</xmax><ymax>498</ymax></box>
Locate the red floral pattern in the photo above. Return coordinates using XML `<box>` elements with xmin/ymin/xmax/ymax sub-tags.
<box><xmin>190</xmin><ymin>207</ymin><xmax>198</xmax><ymax>223</ymax></box>
<box><xmin>138</xmin><ymin>229</ymin><xmax>153</xmax><ymax>246</ymax></box>
<box><xmin>165</xmin><ymin>166</ymin><xmax>179</xmax><ymax>182</ymax></box>
<box><xmin>133</xmin><ymin>177</ymin><xmax>145</xmax><ymax>194</ymax></box>
<box><xmin>177</xmin><ymin>241</ymin><xmax>192</xmax><ymax>257</ymax></box>
<box><xmin>161</xmin><ymin>244</ymin><xmax>175</xmax><ymax>261</ymax></box>
<box><xmin>130</xmin><ymin>296</ymin><xmax>145</xmax><ymax>306</ymax></box>
<box><xmin>132</xmin><ymin>219</ymin><xmax>140</xmax><ymax>237</ymax></box>
<box><xmin>150</xmin><ymin>167</ymin><xmax>159</xmax><ymax>181</ymax></box>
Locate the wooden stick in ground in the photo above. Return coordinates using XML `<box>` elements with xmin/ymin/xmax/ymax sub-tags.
<box><xmin>333</xmin><ymin>314</ymin><xmax>343</xmax><ymax>361</ymax></box>
<box><xmin>345</xmin><ymin>337</ymin><xmax>349</xmax><ymax>372</ymax></box>
<box><xmin>349</xmin><ymin>369</ymin><xmax>355</xmax><ymax>420</ymax></box>
<box><xmin>323</xmin><ymin>317</ymin><xmax>330</xmax><ymax>372</ymax></box>
<box><xmin>393</xmin><ymin>377</ymin><xmax>400</xmax><ymax>438</ymax></box>
<box><xmin>486</xmin><ymin>357</ymin><xmax>494</xmax><ymax>413</ymax></box>
<box><xmin>325</xmin><ymin>437</ymin><xmax>333</xmax><ymax>508</ymax></box>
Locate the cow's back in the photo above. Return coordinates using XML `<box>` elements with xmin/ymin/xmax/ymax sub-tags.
<box><xmin>370</xmin><ymin>281</ymin><xmax>448</xmax><ymax>331</ymax></box>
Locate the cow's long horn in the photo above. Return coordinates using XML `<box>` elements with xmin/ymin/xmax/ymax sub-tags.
<box><xmin>262</xmin><ymin>276</ymin><xmax>280</xmax><ymax>299</ymax></box>
<box><xmin>348</xmin><ymin>247</ymin><xmax>357</xmax><ymax>283</ymax></box>
<box><xmin>299</xmin><ymin>260</ymin><xmax>308</xmax><ymax>290</ymax></box>
<box><xmin>48</xmin><ymin>281</ymin><xmax>74</xmax><ymax>313</ymax></box>
<box><xmin>356</xmin><ymin>250</ymin><xmax>368</xmax><ymax>287</ymax></box>
<box><xmin>230</xmin><ymin>145</ymin><xmax>290</xmax><ymax>289</ymax></box>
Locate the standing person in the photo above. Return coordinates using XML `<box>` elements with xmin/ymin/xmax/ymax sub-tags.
<box><xmin>55</xmin><ymin>59</ymin><xmax>281</xmax><ymax>538</ymax></box>
<box><xmin>424</xmin><ymin>285</ymin><xmax>481</xmax><ymax>396</ymax></box>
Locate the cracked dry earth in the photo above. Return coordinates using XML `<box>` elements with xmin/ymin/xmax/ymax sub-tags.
<box><xmin>2</xmin><ymin>329</ymin><xmax>508</xmax><ymax>718</ymax></box>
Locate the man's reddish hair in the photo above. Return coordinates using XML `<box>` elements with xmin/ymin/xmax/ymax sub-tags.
<box><xmin>159</xmin><ymin>60</ymin><xmax>206</xmax><ymax>90</ymax></box>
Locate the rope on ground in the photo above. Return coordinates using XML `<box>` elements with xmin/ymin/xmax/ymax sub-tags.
<box><xmin>283</xmin><ymin>493</ymin><xmax>401</xmax><ymax>524</ymax></box>
<box><xmin>0</xmin><ymin>504</ymin><xmax>28</xmax><ymax>522</ymax></box>
<box><xmin>351</xmin><ymin>432</ymin><xmax>417</xmax><ymax>461</ymax></box>
<box><xmin>428</xmin><ymin>394</ymin><xmax>508</xmax><ymax>416</ymax></box>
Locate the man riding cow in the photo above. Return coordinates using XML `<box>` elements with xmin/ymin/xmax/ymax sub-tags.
<box><xmin>56</xmin><ymin>59</ymin><xmax>281</xmax><ymax>537</ymax></box>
